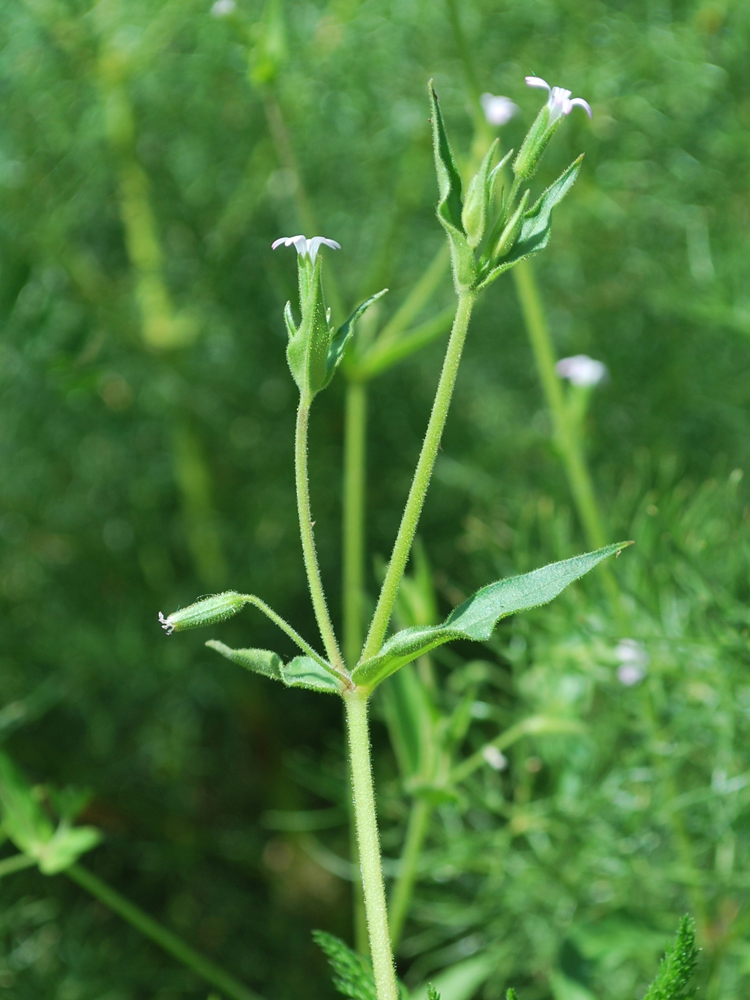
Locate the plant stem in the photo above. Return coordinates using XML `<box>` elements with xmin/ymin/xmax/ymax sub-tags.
<box><xmin>343</xmin><ymin>381</ymin><xmax>368</xmax><ymax>668</ymax></box>
<box><xmin>0</xmin><ymin>853</ymin><xmax>36</xmax><ymax>879</ymax></box>
<box><xmin>513</xmin><ymin>263</ymin><xmax>607</xmax><ymax>549</ymax></box>
<box><xmin>388</xmin><ymin>797</ymin><xmax>432</xmax><ymax>947</ymax></box>
<box><xmin>295</xmin><ymin>397</ymin><xmax>345</xmax><ymax>671</ymax></box>
<box><xmin>344</xmin><ymin>693</ymin><xmax>399</xmax><ymax>1000</ymax></box>
<box><xmin>240</xmin><ymin>593</ymin><xmax>331</xmax><ymax>670</ymax></box>
<box><xmin>66</xmin><ymin>864</ymin><xmax>262</xmax><ymax>1000</ymax></box>
<box><xmin>362</xmin><ymin>291</ymin><xmax>476</xmax><ymax>662</ymax></box>
<box><xmin>512</xmin><ymin>263</ymin><xmax>620</xmax><ymax>604</ymax></box>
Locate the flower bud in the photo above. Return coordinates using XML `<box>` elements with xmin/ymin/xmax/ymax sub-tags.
<box><xmin>159</xmin><ymin>592</ymin><xmax>245</xmax><ymax>634</ymax></box>
<box><xmin>513</xmin><ymin>105</ymin><xmax>556</xmax><ymax>181</ymax></box>
<box><xmin>490</xmin><ymin>189</ymin><xmax>529</xmax><ymax>261</ymax></box>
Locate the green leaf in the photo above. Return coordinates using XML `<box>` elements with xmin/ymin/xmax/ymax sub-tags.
<box><xmin>413</xmin><ymin>954</ymin><xmax>497</xmax><ymax>1000</ymax></box>
<box><xmin>322</xmin><ymin>288</ymin><xmax>388</xmax><ymax>389</ymax></box>
<box><xmin>0</xmin><ymin>752</ymin><xmax>101</xmax><ymax>872</ymax></box>
<box><xmin>461</xmin><ymin>139</ymin><xmax>499</xmax><ymax>248</ymax></box>
<box><xmin>313</xmin><ymin>930</ymin><xmax>377</xmax><ymax>1000</ymax></box>
<box><xmin>0</xmin><ymin>751</ymin><xmax>53</xmax><ymax>856</ymax></box>
<box><xmin>642</xmin><ymin>916</ymin><xmax>698</xmax><ymax>1000</ymax></box>
<box><xmin>38</xmin><ymin>825</ymin><xmax>102</xmax><ymax>875</ymax></box>
<box><xmin>428</xmin><ymin>82</ymin><xmax>475</xmax><ymax>291</ymax></box>
<box><xmin>352</xmin><ymin>542</ymin><xmax>630</xmax><ymax>691</ymax></box>
<box><xmin>477</xmin><ymin>155</ymin><xmax>583</xmax><ymax>291</ymax></box>
<box><xmin>206</xmin><ymin>641</ymin><xmax>342</xmax><ymax>695</ymax></box>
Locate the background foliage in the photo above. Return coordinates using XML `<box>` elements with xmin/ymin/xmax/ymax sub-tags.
<box><xmin>1</xmin><ymin>0</ymin><xmax>749</xmax><ymax>997</ymax></box>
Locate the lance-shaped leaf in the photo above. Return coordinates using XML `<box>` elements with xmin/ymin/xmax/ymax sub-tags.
<box><xmin>429</xmin><ymin>82</ymin><xmax>475</xmax><ymax>291</ymax></box>
<box><xmin>321</xmin><ymin>288</ymin><xmax>388</xmax><ymax>389</ymax></box>
<box><xmin>477</xmin><ymin>155</ymin><xmax>583</xmax><ymax>291</ymax></box>
<box><xmin>206</xmin><ymin>640</ymin><xmax>343</xmax><ymax>695</ymax></box>
<box><xmin>352</xmin><ymin>542</ymin><xmax>630</xmax><ymax>692</ymax></box>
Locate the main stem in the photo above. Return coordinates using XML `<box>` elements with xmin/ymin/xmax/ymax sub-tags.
<box><xmin>362</xmin><ymin>291</ymin><xmax>476</xmax><ymax>661</ymax></box>
<box><xmin>345</xmin><ymin>693</ymin><xmax>399</xmax><ymax>1000</ymax></box>
<box><xmin>295</xmin><ymin>397</ymin><xmax>344</xmax><ymax>670</ymax></box>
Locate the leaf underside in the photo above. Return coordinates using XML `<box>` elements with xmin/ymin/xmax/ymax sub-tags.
<box><xmin>352</xmin><ymin>542</ymin><xmax>631</xmax><ymax>691</ymax></box>
<box><xmin>206</xmin><ymin>640</ymin><xmax>342</xmax><ymax>694</ymax></box>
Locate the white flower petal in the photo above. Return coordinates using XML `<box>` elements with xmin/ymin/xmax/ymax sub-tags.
<box><xmin>525</xmin><ymin>75</ymin><xmax>551</xmax><ymax>91</ymax></box>
<box><xmin>569</xmin><ymin>96</ymin><xmax>593</xmax><ymax>118</ymax></box>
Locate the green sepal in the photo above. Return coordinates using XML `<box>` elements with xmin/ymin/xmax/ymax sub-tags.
<box><xmin>283</xmin><ymin>300</ymin><xmax>297</xmax><ymax>339</ymax></box>
<box><xmin>206</xmin><ymin>640</ymin><xmax>343</xmax><ymax>695</ymax></box>
<box><xmin>0</xmin><ymin>751</ymin><xmax>102</xmax><ymax>874</ymax></box>
<box><xmin>477</xmin><ymin>155</ymin><xmax>583</xmax><ymax>291</ymax></box>
<box><xmin>352</xmin><ymin>541</ymin><xmax>630</xmax><ymax>692</ymax></box>
<box><xmin>513</xmin><ymin>104</ymin><xmax>559</xmax><ymax>181</ymax></box>
<box><xmin>286</xmin><ymin>253</ymin><xmax>333</xmax><ymax>397</ymax></box>
<box><xmin>461</xmin><ymin>139</ymin><xmax>499</xmax><ymax>248</ymax></box>
<box><xmin>321</xmin><ymin>288</ymin><xmax>388</xmax><ymax>390</ymax></box>
<box><xmin>428</xmin><ymin>82</ymin><xmax>476</xmax><ymax>292</ymax></box>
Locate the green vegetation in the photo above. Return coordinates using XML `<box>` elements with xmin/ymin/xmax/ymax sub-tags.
<box><xmin>1</xmin><ymin>1</ymin><xmax>748</xmax><ymax>998</ymax></box>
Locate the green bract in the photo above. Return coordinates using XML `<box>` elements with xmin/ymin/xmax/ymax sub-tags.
<box><xmin>206</xmin><ymin>641</ymin><xmax>343</xmax><ymax>694</ymax></box>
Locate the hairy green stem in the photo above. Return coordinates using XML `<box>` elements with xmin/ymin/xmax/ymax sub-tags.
<box><xmin>344</xmin><ymin>694</ymin><xmax>399</xmax><ymax>1000</ymax></box>
<box><xmin>66</xmin><ymin>864</ymin><xmax>262</xmax><ymax>1000</ymax></box>
<box><xmin>362</xmin><ymin>291</ymin><xmax>476</xmax><ymax>662</ymax></box>
<box><xmin>295</xmin><ymin>398</ymin><xmax>345</xmax><ymax>671</ymax></box>
<box><xmin>343</xmin><ymin>382</ymin><xmax>368</xmax><ymax>668</ymax></box>
<box><xmin>238</xmin><ymin>594</ymin><xmax>331</xmax><ymax>669</ymax></box>
<box><xmin>388</xmin><ymin>797</ymin><xmax>432</xmax><ymax>947</ymax></box>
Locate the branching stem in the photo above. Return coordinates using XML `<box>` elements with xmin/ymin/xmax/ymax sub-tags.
<box><xmin>362</xmin><ymin>291</ymin><xmax>476</xmax><ymax>662</ymax></box>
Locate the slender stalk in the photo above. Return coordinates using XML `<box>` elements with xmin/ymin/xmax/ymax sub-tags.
<box><xmin>0</xmin><ymin>853</ymin><xmax>36</xmax><ymax>879</ymax></box>
<box><xmin>372</xmin><ymin>246</ymin><xmax>450</xmax><ymax>350</ymax></box>
<box><xmin>362</xmin><ymin>291</ymin><xmax>476</xmax><ymax>662</ymax></box>
<box><xmin>66</xmin><ymin>864</ymin><xmax>262</xmax><ymax>1000</ymax></box>
<box><xmin>344</xmin><ymin>693</ymin><xmax>399</xmax><ymax>1000</ymax></box>
<box><xmin>388</xmin><ymin>797</ymin><xmax>432</xmax><ymax>947</ymax></box>
<box><xmin>240</xmin><ymin>593</ymin><xmax>331</xmax><ymax>670</ymax></box>
<box><xmin>343</xmin><ymin>381</ymin><xmax>368</xmax><ymax>668</ymax></box>
<box><xmin>342</xmin><ymin>381</ymin><xmax>370</xmax><ymax>952</ymax></box>
<box><xmin>513</xmin><ymin>263</ymin><xmax>607</xmax><ymax>549</ymax></box>
<box><xmin>295</xmin><ymin>397</ymin><xmax>345</xmax><ymax>671</ymax></box>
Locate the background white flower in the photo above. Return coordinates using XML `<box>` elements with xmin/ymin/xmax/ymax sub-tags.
<box><xmin>556</xmin><ymin>354</ymin><xmax>608</xmax><ymax>387</ymax></box>
<box><xmin>480</xmin><ymin>93</ymin><xmax>519</xmax><ymax>126</ymax></box>
<box><xmin>614</xmin><ymin>639</ymin><xmax>649</xmax><ymax>686</ymax></box>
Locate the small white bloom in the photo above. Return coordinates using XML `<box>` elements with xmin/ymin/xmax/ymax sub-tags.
<box><xmin>480</xmin><ymin>93</ymin><xmax>518</xmax><ymax>127</ymax></box>
<box><xmin>210</xmin><ymin>0</ymin><xmax>236</xmax><ymax>16</ymax></box>
<box><xmin>482</xmin><ymin>746</ymin><xmax>509</xmax><ymax>771</ymax></box>
<box><xmin>555</xmin><ymin>355</ymin><xmax>608</xmax><ymax>388</ymax></box>
<box><xmin>525</xmin><ymin>76</ymin><xmax>592</xmax><ymax>123</ymax></box>
<box><xmin>271</xmin><ymin>234</ymin><xmax>341</xmax><ymax>262</ymax></box>
<box><xmin>614</xmin><ymin>639</ymin><xmax>649</xmax><ymax>686</ymax></box>
<box><xmin>158</xmin><ymin>612</ymin><xmax>174</xmax><ymax>635</ymax></box>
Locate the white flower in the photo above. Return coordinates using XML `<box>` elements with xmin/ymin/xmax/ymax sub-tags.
<box><xmin>555</xmin><ymin>355</ymin><xmax>608</xmax><ymax>388</ymax></box>
<box><xmin>525</xmin><ymin>76</ymin><xmax>592</xmax><ymax>123</ymax></box>
<box><xmin>210</xmin><ymin>0</ymin><xmax>236</xmax><ymax>16</ymax></box>
<box><xmin>480</xmin><ymin>93</ymin><xmax>518</xmax><ymax>126</ymax></box>
<box><xmin>482</xmin><ymin>746</ymin><xmax>508</xmax><ymax>771</ymax></box>
<box><xmin>614</xmin><ymin>639</ymin><xmax>649</xmax><ymax>686</ymax></box>
<box><xmin>271</xmin><ymin>235</ymin><xmax>341</xmax><ymax>262</ymax></box>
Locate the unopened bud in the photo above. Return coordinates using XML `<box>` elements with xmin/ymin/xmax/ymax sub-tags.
<box><xmin>513</xmin><ymin>106</ymin><xmax>555</xmax><ymax>181</ymax></box>
<box><xmin>159</xmin><ymin>591</ymin><xmax>245</xmax><ymax>634</ymax></box>
<box><xmin>490</xmin><ymin>189</ymin><xmax>529</xmax><ymax>261</ymax></box>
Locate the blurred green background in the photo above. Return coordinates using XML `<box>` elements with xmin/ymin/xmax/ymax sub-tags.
<box><xmin>1</xmin><ymin>0</ymin><xmax>749</xmax><ymax>997</ymax></box>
